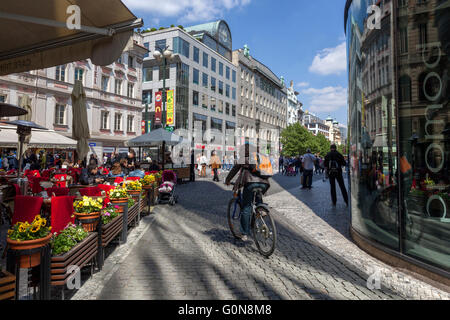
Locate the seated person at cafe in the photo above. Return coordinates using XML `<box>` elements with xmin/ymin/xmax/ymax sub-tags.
<box><xmin>148</xmin><ymin>160</ymin><xmax>160</xmax><ymax>172</ymax></box>
<box><xmin>120</xmin><ymin>158</ymin><xmax>130</xmax><ymax>176</ymax></box>
<box><xmin>108</xmin><ymin>162</ymin><xmax>125</xmax><ymax>178</ymax></box>
<box><xmin>128</xmin><ymin>162</ymin><xmax>145</xmax><ymax>179</ymax></box>
<box><xmin>80</xmin><ymin>164</ymin><xmax>105</xmax><ymax>185</ymax></box>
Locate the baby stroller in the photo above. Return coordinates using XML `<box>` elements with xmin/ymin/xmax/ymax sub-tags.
<box><xmin>157</xmin><ymin>170</ymin><xmax>178</xmax><ymax>206</ymax></box>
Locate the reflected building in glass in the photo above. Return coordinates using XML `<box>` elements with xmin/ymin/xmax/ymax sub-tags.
<box><xmin>345</xmin><ymin>0</ymin><xmax>450</xmax><ymax>283</ymax></box>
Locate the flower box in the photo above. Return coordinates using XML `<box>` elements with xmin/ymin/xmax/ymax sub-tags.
<box><xmin>101</xmin><ymin>214</ymin><xmax>123</xmax><ymax>248</ymax></box>
<box><xmin>127</xmin><ymin>202</ymin><xmax>139</xmax><ymax>226</ymax></box>
<box><xmin>0</xmin><ymin>270</ymin><xmax>16</xmax><ymax>300</ymax></box>
<box><xmin>7</xmin><ymin>233</ymin><xmax>53</xmax><ymax>269</ymax></box>
<box><xmin>50</xmin><ymin>232</ymin><xmax>98</xmax><ymax>287</ymax></box>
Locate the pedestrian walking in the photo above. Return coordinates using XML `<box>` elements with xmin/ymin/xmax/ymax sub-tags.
<box><xmin>324</xmin><ymin>144</ymin><xmax>349</xmax><ymax>207</ymax></box>
<box><xmin>279</xmin><ymin>155</ymin><xmax>284</xmax><ymax>174</ymax></box>
<box><xmin>210</xmin><ymin>151</ymin><xmax>221</xmax><ymax>182</ymax></box>
<box><xmin>200</xmin><ymin>153</ymin><xmax>208</xmax><ymax>177</ymax></box>
<box><xmin>301</xmin><ymin>149</ymin><xmax>316</xmax><ymax>189</ymax></box>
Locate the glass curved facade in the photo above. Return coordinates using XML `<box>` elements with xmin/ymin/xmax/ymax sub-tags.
<box><xmin>345</xmin><ymin>0</ymin><xmax>450</xmax><ymax>273</ymax></box>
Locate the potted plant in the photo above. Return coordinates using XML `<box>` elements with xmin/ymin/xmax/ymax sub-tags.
<box><xmin>73</xmin><ymin>196</ymin><xmax>103</xmax><ymax>232</ymax></box>
<box><xmin>50</xmin><ymin>223</ymin><xmax>98</xmax><ymax>289</ymax></box>
<box><xmin>51</xmin><ymin>224</ymin><xmax>89</xmax><ymax>256</ymax></box>
<box><xmin>142</xmin><ymin>174</ymin><xmax>156</xmax><ymax>189</ymax></box>
<box><xmin>101</xmin><ymin>206</ymin><xmax>120</xmax><ymax>226</ymax></box>
<box><xmin>100</xmin><ymin>205</ymin><xmax>123</xmax><ymax>248</ymax></box>
<box><xmin>108</xmin><ymin>187</ymin><xmax>129</xmax><ymax>212</ymax></box>
<box><xmin>6</xmin><ymin>215</ymin><xmax>53</xmax><ymax>268</ymax></box>
<box><xmin>125</xmin><ymin>180</ymin><xmax>142</xmax><ymax>195</ymax></box>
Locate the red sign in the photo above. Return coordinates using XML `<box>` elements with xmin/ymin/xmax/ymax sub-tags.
<box><xmin>155</xmin><ymin>92</ymin><xmax>162</xmax><ymax>125</ymax></box>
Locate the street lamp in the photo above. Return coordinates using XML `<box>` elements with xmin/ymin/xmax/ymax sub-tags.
<box><xmin>153</xmin><ymin>45</ymin><xmax>173</xmax><ymax>129</ymax></box>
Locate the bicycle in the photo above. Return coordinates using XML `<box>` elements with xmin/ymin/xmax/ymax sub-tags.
<box><xmin>226</xmin><ymin>182</ymin><xmax>277</xmax><ymax>258</ymax></box>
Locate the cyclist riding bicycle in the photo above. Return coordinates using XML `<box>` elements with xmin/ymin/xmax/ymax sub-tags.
<box><xmin>225</xmin><ymin>142</ymin><xmax>270</xmax><ymax>242</ymax></box>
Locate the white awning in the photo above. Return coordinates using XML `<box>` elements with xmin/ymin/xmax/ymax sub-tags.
<box><xmin>0</xmin><ymin>126</ymin><xmax>77</xmax><ymax>149</ymax></box>
<box><xmin>0</xmin><ymin>0</ymin><xmax>143</xmax><ymax>76</ymax></box>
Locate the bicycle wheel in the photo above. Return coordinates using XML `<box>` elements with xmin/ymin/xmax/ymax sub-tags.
<box><xmin>227</xmin><ymin>198</ymin><xmax>243</xmax><ymax>239</ymax></box>
<box><xmin>252</xmin><ymin>206</ymin><xmax>276</xmax><ymax>257</ymax></box>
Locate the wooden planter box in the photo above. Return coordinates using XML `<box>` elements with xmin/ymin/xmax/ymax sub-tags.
<box><xmin>101</xmin><ymin>214</ymin><xmax>123</xmax><ymax>248</ymax></box>
<box><xmin>50</xmin><ymin>233</ymin><xmax>98</xmax><ymax>287</ymax></box>
<box><xmin>128</xmin><ymin>203</ymin><xmax>139</xmax><ymax>225</ymax></box>
<box><xmin>0</xmin><ymin>270</ymin><xmax>15</xmax><ymax>300</ymax></box>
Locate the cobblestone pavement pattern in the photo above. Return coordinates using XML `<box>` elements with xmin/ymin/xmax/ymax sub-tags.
<box><xmin>71</xmin><ymin>172</ymin><xmax>449</xmax><ymax>300</ymax></box>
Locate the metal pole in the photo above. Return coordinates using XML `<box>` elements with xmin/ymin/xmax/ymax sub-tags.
<box><xmin>145</xmin><ymin>103</ymin><xmax>149</xmax><ymax>133</ymax></box>
<box><xmin>162</xmin><ymin>57</ymin><xmax>167</xmax><ymax>129</ymax></box>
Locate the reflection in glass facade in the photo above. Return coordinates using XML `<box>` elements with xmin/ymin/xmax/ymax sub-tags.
<box><xmin>345</xmin><ymin>0</ymin><xmax>450</xmax><ymax>273</ymax></box>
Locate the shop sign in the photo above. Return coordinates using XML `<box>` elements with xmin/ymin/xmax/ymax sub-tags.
<box><xmin>166</xmin><ymin>90</ymin><xmax>174</xmax><ymax>126</ymax></box>
<box><xmin>155</xmin><ymin>92</ymin><xmax>162</xmax><ymax>125</ymax></box>
<box><xmin>103</xmin><ymin>147</ymin><xmax>115</xmax><ymax>153</ymax></box>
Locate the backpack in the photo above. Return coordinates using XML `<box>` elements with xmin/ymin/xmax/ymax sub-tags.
<box><xmin>328</xmin><ymin>159</ymin><xmax>340</xmax><ymax>175</ymax></box>
<box><xmin>251</xmin><ymin>153</ymin><xmax>273</xmax><ymax>178</ymax></box>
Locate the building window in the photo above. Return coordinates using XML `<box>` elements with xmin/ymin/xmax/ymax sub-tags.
<box><xmin>225</xmin><ymin>102</ymin><xmax>230</xmax><ymax>115</ymax></box>
<box><xmin>226</xmin><ymin>84</ymin><xmax>230</xmax><ymax>98</ymax></box>
<box><xmin>210</xmin><ymin>97</ymin><xmax>216</xmax><ymax>112</ymax></box>
<box><xmin>203</xmin><ymin>52</ymin><xmax>208</xmax><ymax>68</ymax></box>
<box><xmin>219</xmin><ymin>62</ymin><xmax>224</xmax><ymax>76</ymax></box>
<box><xmin>219</xmin><ymin>81</ymin><xmax>224</xmax><ymax>95</ymax></box>
<box><xmin>75</xmin><ymin>68</ymin><xmax>84</xmax><ymax>82</ymax></box>
<box><xmin>226</xmin><ymin>66</ymin><xmax>230</xmax><ymax>80</ymax></box>
<box><xmin>193</xmin><ymin>68</ymin><xmax>199</xmax><ymax>85</ymax></box>
<box><xmin>101</xmin><ymin>111</ymin><xmax>109</xmax><ymax>130</ymax></box>
<box><xmin>127</xmin><ymin>115</ymin><xmax>134</xmax><ymax>132</ymax></box>
<box><xmin>144</xmin><ymin>42</ymin><xmax>149</xmax><ymax>58</ymax></box>
<box><xmin>55</xmin><ymin>65</ymin><xmax>66</xmax><ymax>82</ymax></box>
<box><xmin>232</xmin><ymin>87</ymin><xmax>236</xmax><ymax>100</ymax></box>
<box><xmin>218</xmin><ymin>100</ymin><xmax>223</xmax><ymax>113</ymax></box>
<box><xmin>114</xmin><ymin>79</ymin><xmax>122</xmax><ymax>95</ymax></box>
<box><xmin>202</xmin><ymin>73</ymin><xmax>208</xmax><ymax>88</ymax></box>
<box><xmin>142</xmin><ymin>90</ymin><xmax>152</xmax><ymax>105</ymax></box>
<box><xmin>128</xmin><ymin>55</ymin><xmax>134</xmax><ymax>68</ymax></box>
<box><xmin>211</xmin><ymin>57</ymin><xmax>216</xmax><ymax>72</ymax></box>
<box><xmin>211</xmin><ymin>117</ymin><xmax>223</xmax><ymax>133</ymax></box>
<box><xmin>232</xmin><ymin>105</ymin><xmax>236</xmax><ymax>117</ymax></box>
<box><xmin>143</xmin><ymin>68</ymin><xmax>153</xmax><ymax>82</ymax></box>
<box><xmin>127</xmin><ymin>83</ymin><xmax>134</xmax><ymax>98</ymax></box>
<box><xmin>0</xmin><ymin>95</ymin><xmax>5</xmax><ymax>103</ymax></box>
<box><xmin>211</xmin><ymin>77</ymin><xmax>216</xmax><ymax>92</ymax></box>
<box><xmin>114</xmin><ymin>113</ymin><xmax>122</xmax><ymax>131</ymax></box>
<box><xmin>193</xmin><ymin>47</ymin><xmax>199</xmax><ymax>63</ymax></box>
<box><xmin>155</xmin><ymin>39</ymin><xmax>166</xmax><ymax>51</ymax></box>
<box><xmin>173</xmin><ymin>37</ymin><xmax>190</xmax><ymax>58</ymax></box>
<box><xmin>54</xmin><ymin>104</ymin><xmax>66</xmax><ymax>125</ymax></box>
<box><xmin>202</xmin><ymin>94</ymin><xmax>208</xmax><ymax>109</ymax></box>
<box><xmin>101</xmin><ymin>76</ymin><xmax>109</xmax><ymax>92</ymax></box>
<box><xmin>193</xmin><ymin>91</ymin><xmax>199</xmax><ymax>106</ymax></box>
<box><xmin>400</xmin><ymin>27</ymin><xmax>408</xmax><ymax>53</ymax></box>
<box><xmin>232</xmin><ymin>70</ymin><xmax>236</xmax><ymax>83</ymax></box>
<box><xmin>419</xmin><ymin>23</ymin><xmax>428</xmax><ymax>47</ymax></box>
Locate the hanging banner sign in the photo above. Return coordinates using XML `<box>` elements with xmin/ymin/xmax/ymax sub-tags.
<box><xmin>166</xmin><ymin>90</ymin><xmax>174</xmax><ymax>126</ymax></box>
<box><xmin>155</xmin><ymin>91</ymin><xmax>162</xmax><ymax>125</ymax></box>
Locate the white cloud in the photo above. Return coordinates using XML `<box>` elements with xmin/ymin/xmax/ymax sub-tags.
<box><xmin>296</xmin><ymin>82</ymin><xmax>309</xmax><ymax>88</ymax></box>
<box><xmin>301</xmin><ymin>86</ymin><xmax>347</xmax><ymax>113</ymax></box>
<box><xmin>309</xmin><ymin>42</ymin><xmax>347</xmax><ymax>75</ymax></box>
<box><xmin>123</xmin><ymin>0</ymin><xmax>251</xmax><ymax>23</ymax></box>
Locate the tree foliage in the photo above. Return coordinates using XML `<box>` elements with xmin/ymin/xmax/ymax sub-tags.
<box><xmin>280</xmin><ymin>123</ymin><xmax>331</xmax><ymax>157</ymax></box>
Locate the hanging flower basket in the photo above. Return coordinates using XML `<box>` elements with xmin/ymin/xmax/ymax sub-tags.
<box><xmin>7</xmin><ymin>233</ymin><xmax>53</xmax><ymax>268</ymax></box>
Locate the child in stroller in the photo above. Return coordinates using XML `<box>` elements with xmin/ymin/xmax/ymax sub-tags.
<box><xmin>157</xmin><ymin>170</ymin><xmax>178</xmax><ymax>206</ymax></box>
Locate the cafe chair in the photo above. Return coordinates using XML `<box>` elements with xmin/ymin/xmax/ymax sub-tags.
<box><xmin>79</xmin><ymin>186</ymin><xmax>103</xmax><ymax>197</ymax></box>
<box><xmin>126</xmin><ymin>177</ymin><xmax>141</xmax><ymax>181</ymax></box>
<box><xmin>50</xmin><ymin>196</ymin><xmax>76</xmax><ymax>234</ymax></box>
<box><xmin>12</xmin><ymin>196</ymin><xmax>43</xmax><ymax>225</ymax></box>
<box><xmin>53</xmin><ymin>174</ymin><xmax>68</xmax><ymax>188</ymax></box>
<box><xmin>45</xmin><ymin>187</ymin><xmax>70</xmax><ymax>197</ymax></box>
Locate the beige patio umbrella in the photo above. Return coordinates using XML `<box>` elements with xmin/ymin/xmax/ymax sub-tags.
<box><xmin>18</xmin><ymin>94</ymin><xmax>32</xmax><ymax>159</ymax></box>
<box><xmin>71</xmin><ymin>80</ymin><xmax>90</xmax><ymax>161</ymax></box>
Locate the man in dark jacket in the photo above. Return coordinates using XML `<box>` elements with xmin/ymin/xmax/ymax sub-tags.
<box><xmin>225</xmin><ymin>143</ymin><xmax>270</xmax><ymax>241</ymax></box>
<box><xmin>80</xmin><ymin>165</ymin><xmax>105</xmax><ymax>185</ymax></box>
<box><xmin>324</xmin><ymin>144</ymin><xmax>348</xmax><ymax>207</ymax></box>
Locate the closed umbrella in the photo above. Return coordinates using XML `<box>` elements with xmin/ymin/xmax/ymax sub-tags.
<box><xmin>71</xmin><ymin>80</ymin><xmax>90</xmax><ymax>162</ymax></box>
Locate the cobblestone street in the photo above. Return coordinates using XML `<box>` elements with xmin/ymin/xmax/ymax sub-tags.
<box><xmin>71</xmin><ymin>173</ymin><xmax>450</xmax><ymax>300</ymax></box>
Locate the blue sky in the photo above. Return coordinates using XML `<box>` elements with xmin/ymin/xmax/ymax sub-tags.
<box><xmin>123</xmin><ymin>0</ymin><xmax>349</xmax><ymax>125</ymax></box>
